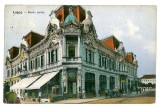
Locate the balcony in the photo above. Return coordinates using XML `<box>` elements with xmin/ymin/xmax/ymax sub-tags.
<box><xmin>16</xmin><ymin>71</ymin><xmax>28</xmax><ymax>76</ymax></box>
<box><xmin>62</xmin><ymin>57</ymin><xmax>81</xmax><ymax>63</ymax></box>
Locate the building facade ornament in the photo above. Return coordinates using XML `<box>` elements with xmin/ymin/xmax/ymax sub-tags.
<box><xmin>81</xmin><ymin>11</ymin><xmax>97</xmax><ymax>36</ymax></box>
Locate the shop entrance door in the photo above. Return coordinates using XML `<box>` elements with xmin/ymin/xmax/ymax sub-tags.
<box><xmin>68</xmin><ymin>81</ymin><xmax>77</xmax><ymax>98</ymax></box>
<box><xmin>67</xmin><ymin>68</ymin><xmax>77</xmax><ymax>98</ymax></box>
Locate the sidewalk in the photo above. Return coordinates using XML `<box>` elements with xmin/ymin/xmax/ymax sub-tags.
<box><xmin>20</xmin><ymin>96</ymin><xmax>105</xmax><ymax>104</ymax></box>
<box><xmin>20</xmin><ymin>99</ymin><xmax>50</xmax><ymax>104</ymax></box>
<box><xmin>54</xmin><ymin>97</ymin><xmax>105</xmax><ymax>104</ymax></box>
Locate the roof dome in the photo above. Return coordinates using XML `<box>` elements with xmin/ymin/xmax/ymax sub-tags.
<box><xmin>64</xmin><ymin>7</ymin><xmax>78</xmax><ymax>24</ymax></box>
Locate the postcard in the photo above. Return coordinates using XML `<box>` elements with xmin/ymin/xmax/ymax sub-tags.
<box><xmin>3</xmin><ymin>5</ymin><xmax>156</xmax><ymax>104</ymax></box>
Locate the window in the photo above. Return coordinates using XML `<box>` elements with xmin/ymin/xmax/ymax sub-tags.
<box><xmin>30</xmin><ymin>60</ymin><xmax>32</xmax><ymax>70</ymax></box>
<box><xmin>48</xmin><ymin>51</ymin><xmax>51</xmax><ymax>64</ymax></box>
<box><xmin>119</xmin><ymin>63</ymin><xmax>122</xmax><ymax>71</ymax></box>
<box><xmin>38</xmin><ymin>57</ymin><xmax>40</xmax><ymax>68</ymax></box>
<box><xmin>35</xmin><ymin>58</ymin><xmax>38</xmax><ymax>69</ymax></box>
<box><xmin>11</xmin><ymin>69</ymin><xmax>13</xmax><ymax>76</ymax></box>
<box><xmin>32</xmin><ymin>60</ymin><xmax>35</xmax><ymax>69</ymax></box>
<box><xmin>86</xmin><ymin>49</ymin><xmax>88</xmax><ymax>61</ymax></box>
<box><xmin>86</xmin><ymin>49</ymin><xmax>94</xmax><ymax>64</ymax></box>
<box><xmin>13</xmin><ymin>68</ymin><xmax>15</xmax><ymax>76</ymax></box>
<box><xmin>15</xmin><ymin>67</ymin><xmax>17</xmax><ymax>74</ymax></box>
<box><xmin>122</xmin><ymin>64</ymin><xmax>124</xmax><ymax>71</ymax></box>
<box><xmin>51</xmin><ymin>50</ymin><xmax>55</xmax><ymax>63</ymax></box>
<box><xmin>116</xmin><ymin>61</ymin><xmax>119</xmax><ymax>71</ymax></box>
<box><xmin>99</xmin><ymin>75</ymin><xmax>107</xmax><ymax>92</ymax></box>
<box><xmin>99</xmin><ymin>55</ymin><xmax>102</xmax><ymax>67</ymax></box>
<box><xmin>41</xmin><ymin>55</ymin><xmax>44</xmax><ymax>67</ymax></box>
<box><xmin>104</xmin><ymin>58</ymin><xmax>107</xmax><ymax>68</ymax></box>
<box><xmin>106</xmin><ymin>58</ymin><xmax>108</xmax><ymax>68</ymax></box>
<box><xmin>110</xmin><ymin>76</ymin><xmax>115</xmax><ymax>90</ymax></box>
<box><xmin>89</xmin><ymin>51</ymin><xmax>91</xmax><ymax>62</ymax></box>
<box><xmin>102</xmin><ymin>57</ymin><xmax>105</xmax><ymax>66</ymax></box>
<box><xmin>7</xmin><ymin>70</ymin><xmax>10</xmax><ymax>77</ymax></box>
<box><xmin>35</xmin><ymin>57</ymin><xmax>40</xmax><ymax>69</ymax></box>
<box><xmin>112</xmin><ymin>61</ymin><xmax>114</xmax><ymax>70</ymax></box>
<box><xmin>68</xmin><ymin>46</ymin><xmax>75</xmax><ymax>58</ymax></box>
<box><xmin>109</xmin><ymin>59</ymin><xmax>111</xmax><ymax>70</ymax></box>
<box><xmin>20</xmin><ymin>64</ymin><xmax>22</xmax><ymax>71</ymax></box>
<box><xmin>22</xmin><ymin>62</ymin><xmax>27</xmax><ymax>71</ymax></box>
<box><xmin>92</xmin><ymin>52</ymin><xmax>94</xmax><ymax>63</ymax></box>
<box><xmin>113</xmin><ymin>61</ymin><xmax>116</xmax><ymax>70</ymax></box>
<box><xmin>29</xmin><ymin>61</ymin><xmax>31</xmax><ymax>70</ymax></box>
<box><xmin>48</xmin><ymin>49</ymin><xmax>58</xmax><ymax>64</ymax></box>
<box><xmin>56</xmin><ymin>49</ymin><xmax>58</xmax><ymax>61</ymax></box>
<box><xmin>29</xmin><ymin>60</ymin><xmax>34</xmax><ymax>70</ymax></box>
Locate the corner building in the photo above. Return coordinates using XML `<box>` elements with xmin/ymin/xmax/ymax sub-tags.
<box><xmin>5</xmin><ymin>5</ymin><xmax>138</xmax><ymax>99</ymax></box>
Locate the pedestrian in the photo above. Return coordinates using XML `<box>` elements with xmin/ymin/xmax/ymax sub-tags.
<box><xmin>82</xmin><ymin>89</ymin><xmax>86</xmax><ymax>99</ymax></box>
<box><xmin>38</xmin><ymin>97</ymin><xmax>41</xmax><ymax>103</ymax></box>
<box><xmin>17</xmin><ymin>92</ymin><xmax>20</xmax><ymax>99</ymax></box>
<box><xmin>15</xmin><ymin>97</ymin><xmax>21</xmax><ymax>104</ymax></box>
<box><xmin>136</xmin><ymin>88</ymin><xmax>138</xmax><ymax>94</ymax></box>
<box><xmin>139</xmin><ymin>88</ymin><xmax>142</xmax><ymax>94</ymax></box>
<box><xmin>105</xmin><ymin>90</ymin><xmax>108</xmax><ymax>98</ymax></box>
<box><xmin>38</xmin><ymin>91</ymin><xmax>41</xmax><ymax>103</ymax></box>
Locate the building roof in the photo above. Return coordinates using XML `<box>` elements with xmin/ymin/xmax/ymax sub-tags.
<box><xmin>23</xmin><ymin>31</ymin><xmax>44</xmax><ymax>47</ymax></box>
<box><xmin>101</xmin><ymin>35</ymin><xmax>120</xmax><ymax>51</ymax></box>
<box><xmin>126</xmin><ymin>52</ymin><xmax>134</xmax><ymax>63</ymax></box>
<box><xmin>8</xmin><ymin>46</ymin><xmax>19</xmax><ymax>59</ymax></box>
<box><xmin>141</xmin><ymin>74</ymin><xmax>156</xmax><ymax>79</ymax></box>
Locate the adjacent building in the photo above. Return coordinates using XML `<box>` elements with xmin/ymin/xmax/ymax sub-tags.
<box><xmin>4</xmin><ymin>5</ymin><xmax>138</xmax><ymax>99</ymax></box>
<box><xmin>140</xmin><ymin>74</ymin><xmax>156</xmax><ymax>85</ymax></box>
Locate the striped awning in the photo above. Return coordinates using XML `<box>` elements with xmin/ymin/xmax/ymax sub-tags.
<box><xmin>10</xmin><ymin>75</ymin><xmax>40</xmax><ymax>90</ymax></box>
<box><xmin>26</xmin><ymin>71</ymin><xmax>59</xmax><ymax>90</ymax></box>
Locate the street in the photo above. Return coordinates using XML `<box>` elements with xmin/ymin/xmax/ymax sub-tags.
<box><xmin>20</xmin><ymin>90</ymin><xmax>155</xmax><ymax>104</ymax></box>
<box><xmin>84</xmin><ymin>90</ymin><xmax>155</xmax><ymax>104</ymax></box>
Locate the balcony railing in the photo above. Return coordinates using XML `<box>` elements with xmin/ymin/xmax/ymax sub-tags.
<box><xmin>63</xmin><ymin>57</ymin><xmax>81</xmax><ymax>61</ymax></box>
<box><xmin>16</xmin><ymin>71</ymin><xmax>28</xmax><ymax>76</ymax></box>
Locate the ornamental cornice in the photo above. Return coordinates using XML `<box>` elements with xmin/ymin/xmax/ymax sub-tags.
<box><xmin>64</xmin><ymin>24</ymin><xmax>81</xmax><ymax>35</ymax></box>
<box><xmin>84</xmin><ymin>41</ymin><xmax>96</xmax><ymax>51</ymax></box>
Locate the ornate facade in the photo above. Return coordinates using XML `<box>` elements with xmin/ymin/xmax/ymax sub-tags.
<box><xmin>5</xmin><ymin>5</ymin><xmax>138</xmax><ymax>99</ymax></box>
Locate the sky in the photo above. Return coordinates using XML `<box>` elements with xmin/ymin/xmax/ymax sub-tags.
<box><xmin>4</xmin><ymin>5</ymin><xmax>156</xmax><ymax>78</ymax></box>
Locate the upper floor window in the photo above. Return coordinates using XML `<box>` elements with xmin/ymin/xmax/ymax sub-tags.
<box><xmin>24</xmin><ymin>61</ymin><xmax>27</xmax><ymax>71</ymax></box>
<box><xmin>35</xmin><ymin>58</ymin><xmax>38</xmax><ymax>69</ymax></box>
<box><xmin>7</xmin><ymin>70</ymin><xmax>10</xmax><ymax>77</ymax></box>
<box><xmin>29</xmin><ymin>59</ymin><xmax>34</xmax><ymax>70</ymax></box>
<box><xmin>104</xmin><ymin>58</ymin><xmax>107</xmax><ymax>68</ymax></box>
<box><xmin>109</xmin><ymin>59</ymin><xmax>112</xmax><ymax>70</ymax></box>
<box><xmin>41</xmin><ymin>55</ymin><xmax>44</xmax><ymax>67</ymax></box>
<box><xmin>35</xmin><ymin>57</ymin><xmax>40</xmax><ymax>69</ymax></box>
<box><xmin>86</xmin><ymin>49</ymin><xmax>94</xmax><ymax>64</ymax></box>
<box><xmin>113</xmin><ymin>61</ymin><xmax>116</xmax><ymax>71</ymax></box>
<box><xmin>68</xmin><ymin>46</ymin><xmax>75</xmax><ymax>58</ymax></box>
<box><xmin>116</xmin><ymin>61</ymin><xmax>119</xmax><ymax>71</ymax></box>
<box><xmin>99</xmin><ymin>55</ymin><xmax>102</xmax><ymax>67</ymax></box>
<box><xmin>48</xmin><ymin>49</ymin><xmax>58</xmax><ymax>64</ymax></box>
<box><xmin>102</xmin><ymin>57</ymin><xmax>105</xmax><ymax>67</ymax></box>
<box><xmin>11</xmin><ymin>69</ymin><xmax>13</xmax><ymax>76</ymax></box>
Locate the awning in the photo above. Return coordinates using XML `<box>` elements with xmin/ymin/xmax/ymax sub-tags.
<box><xmin>26</xmin><ymin>71</ymin><xmax>59</xmax><ymax>90</ymax></box>
<box><xmin>4</xmin><ymin>78</ymin><xmax>11</xmax><ymax>82</ymax></box>
<box><xmin>10</xmin><ymin>75</ymin><xmax>40</xmax><ymax>90</ymax></box>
